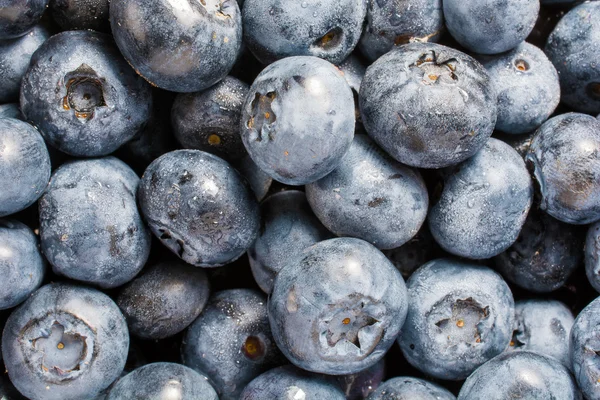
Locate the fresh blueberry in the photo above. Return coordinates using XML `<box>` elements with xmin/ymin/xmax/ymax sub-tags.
<box><xmin>236</xmin><ymin>154</ymin><xmax>273</xmax><ymax>201</ymax></box>
<box><xmin>399</xmin><ymin>259</ymin><xmax>515</xmax><ymax>380</ymax></box>
<box><xmin>429</xmin><ymin>138</ymin><xmax>533</xmax><ymax>259</ymax></box>
<box><xmin>359</xmin><ymin>0</ymin><xmax>443</xmax><ymax>61</ymax></box>
<box><xmin>242</xmin><ymin>0</ymin><xmax>366</xmax><ymax>65</ymax></box>
<box><xmin>444</xmin><ymin>0</ymin><xmax>539</xmax><ymax>55</ymax></box>
<box><xmin>383</xmin><ymin>224</ymin><xmax>444</xmax><ymax>279</ymax></box>
<box><xmin>39</xmin><ymin>157</ymin><xmax>151</xmax><ymax>288</ymax></box>
<box><xmin>0</xmin><ymin>24</ymin><xmax>50</xmax><ymax>104</ymax></box>
<box><xmin>0</xmin><ymin>118</ymin><xmax>51</xmax><ymax>217</ymax></box>
<box><xmin>507</xmin><ymin>299</ymin><xmax>574</xmax><ymax>367</ymax></box>
<box><xmin>0</xmin><ymin>103</ymin><xmax>23</xmax><ymax>120</ymax></box>
<box><xmin>117</xmin><ymin>261</ymin><xmax>210</xmax><ymax>339</ymax></box>
<box><xmin>367</xmin><ymin>377</ymin><xmax>455</xmax><ymax>400</ymax></box>
<box><xmin>478</xmin><ymin>41</ymin><xmax>560</xmax><ymax>135</ymax></box>
<box><xmin>0</xmin><ymin>0</ymin><xmax>49</xmax><ymax>39</ymax></box>
<box><xmin>110</xmin><ymin>0</ymin><xmax>242</xmax><ymax>93</ymax></box>
<box><xmin>49</xmin><ymin>0</ymin><xmax>109</xmax><ymax>31</ymax></box>
<box><xmin>106</xmin><ymin>362</ymin><xmax>218</xmax><ymax>400</ymax></box>
<box><xmin>494</xmin><ymin>208</ymin><xmax>583</xmax><ymax>293</ymax></box>
<box><xmin>337</xmin><ymin>359</ymin><xmax>385</xmax><ymax>400</ymax></box>
<box><xmin>20</xmin><ymin>30</ymin><xmax>153</xmax><ymax>157</ymax></box>
<box><xmin>495</xmin><ymin>131</ymin><xmax>534</xmax><ymax>158</ymax></box>
<box><xmin>240</xmin><ymin>56</ymin><xmax>355</xmax><ymax>185</ymax></box>
<box><xmin>0</xmin><ymin>220</ymin><xmax>45</xmax><ymax>310</ymax></box>
<box><xmin>240</xmin><ymin>365</ymin><xmax>346</xmax><ymax>400</ymax></box>
<box><xmin>585</xmin><ymin>221</ymin><xmax>600</xmax><ymax>293</ymax></box>
<box><xmin>248</xmin><ymin>190</ymin><xmax>331</xmax><ymax>294</ymax></box>
<box><xmin>182</xmin><ymin>289</ymin><xmax>285</xmax><ymax>400</ymax></box>
<box><xmin>269</xmin><ymin>237</ymin><xmax>408</xmax><ymax>375</ymax></box>
<box><xmin>571</xmin><ymin>296</ymin><xmax>600</xmax><ymax>399</ymax></box>
<box><xmin>306</xmin><ymin>134</ymin><xmax>428</xmax><ymax>250</ymax></box>
<box><xmin>1</xmin><ymin>283</ymin><xmax>129</xmax><ymax>400</ymax></box>
<box><xmin>525</xmin><ymin>113</ymin><xmax>600</xmax><ymax>224</ymax></box>
<box><xmin>545</xmin><ymin>1</ymin><xmax>600</xmax><ymax>114</ymax></box>
<box><xmin>359</xmin><ymin>42</ymin><xmax>497</xmax><ymax>168</ymax></box>
<box><xmin>459</xmin><ymin>351</ymin><xmax>580</xmax><ymax>399</ymax></box>
<box><xmin>172</xmin><ymin>76</ymin><xmax>249</xmax><ymax>161</ymax></box>
<box><xmin>138</xmin><ymin>149</ymin><xmax>260</xmax><ymax>267</ymax></box>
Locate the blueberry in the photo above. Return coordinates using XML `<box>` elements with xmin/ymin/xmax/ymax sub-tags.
<box><xmin>138</xmin><ymin>150</ymin><xmax>260</xmax><ymax>267</ymax></box>
<box><xmin>478</xmin><ymin>42</ymin><xmax>560</xmax><ymax>135</ymax></box>
<box><xmin>383</xmin><ymin>224</ymin><xmax>444</xmax><ymax>279</ymax></box>
<box><xmin>585</xmin><ymin>221</ymin><xmax>600</xmax><ymax>293</ymax></box>
<box><xmin>110</xmin><ymin>0</ymin><xmax>242</xmax><ymax>93</ymax></box>
<box><xmin>20</xmin><ymin>30</ymin><xmax>153</xmax><ymax>157</ymax></box>
<box><xmin>306</xmin><ymin>134</ymin><xmax>428</xmax><ymax>250</ymax></box>
<box><xmin>49</xmin><ymin>0</ymin><xmax>110</xmax><ymax>31</ymax></box>
<box><xmin>172</xmin><ymin>76</ymin><xmax>249</xmax><ymax>161</ymax></box>
<box><xmin>359</xmin><ymin>42</ymin><xmax>497</xmax><ymax>168</ymax></box>
<box><xmin>458</xmin><ymin>351</ymin><xmax>580</xmax><ymax>400</ymax></box>
<box><xmin>106</xmin><ymin>362</ymin><xmax>218</xmax><ymax>400</ymax></box>
<box><xmin>240</xmin><ymin>365</ymin><xmax>346</xmax><ymax>400</ymax></box>
<box><xmin>429</xmin><ymin>138</ymin><xmax>533</xmax><ymax>259</ymax></box>
<box><xmin>0</xmin><ymin>118</ymin><xmax>51</xmax><ymax>217</ymax></box>
<box><xmin>399</xmin><ymin>259</ymin><xmax>515</xmax><ymax>380</ymax></box>
<box><xmin>117</xmin><ymin>261</ymin><xmax>210</xmax><ymax>339</ymax></box>
<box><xmin>337</xmin><ymin>359</ymin><xmax>385</xmax><ymax>400</ymax></box>
<box><xmin>0</xmin><ymin>0</ymin><xmax>48</xmax><ymax>39</ymax></box>
<box><xmin>39</xmin><ymin>157</ymin><xmax>151</xmax><ymax>288</ymax></box>
<box><xmin>242</xmin><ymin>0</ymin><xmax>366</xmax><ymax>65</ymax></box>
<box><xmin>571</xmin><ymin>296</ymin><xmax>600</xmax><ymax>399</ymax></box>
<box><xmin>182</xmin><ymin>289</ymin><xmax>285</xmax><ymax>400</ymax></box>
<box><xmin>1</xmin><ymin>283</ymin><xmax>129</xmax><ymax>400</ymax></box>
<box><xmin>0</xmin><ymin>220</ymin><xmax>45</xmax><ymax>310</ymax></box>
<box><xmin>0</xmin><ymin>103</ymin><xmax>23</xmax><ymax>120</ymax></box>
<box><xmin>269</xmin><ymin>237</ymin><xmax>408</xmax><ymax>375</ymax></box>
<box><xmin>240</xmin><ymin>56</ymin><xmax>355</xmax><ymax>185</ymax></box>
<box><xmin>444</xmin><ymin>0</ymin><xmax>539</xmax><ymax>55</ymax></box>
<box><xmin>0</xmin><ymin>24</ymin><xmax>50</xmax><ymax>104</ymax></box>
<box><xmin>248</xmin><ymin>190</ymin><xmax>331</xmax><ymax>294</ymax></box>
<box><xmin>236</xmin><ymin>154</ymin><xmax>273</xmax><ymax>201</ymax></box>
<box><xmin>367</xmin><ymin>377</ymin><xmax>455</xmax><ymax>400</ymax></box>
<box><xmin>359</xmin><ymin>0</ymin><xmax>444</xmax><ymax>61</ymax></box>
<box><xmin>545</xmin><ymin>1</ymin><xmax>600</xmax><ymax>114</ymax></box>
<box><xmin>525</xmin><ymin>113</ymin><xmax>600</xmax><ymax>224</ymax></box>
<box><xmin>507</xmin><ymin>299</ymin><xmax>574</xmax><ymax>367</ymax></box>
<box><xmin>494</xmin><ymin>208</ymin><xmax>583</xmax><ymax>293</ymax></box>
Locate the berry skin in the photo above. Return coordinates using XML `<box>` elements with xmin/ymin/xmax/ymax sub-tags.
<box><xmin>399</xmin><ymin>259</ymin><xmax>515</xmax><ymax>380</ymax></box>
<box><xmin>0</xmin><ymin>219</ymin><xmax>45</xmax><ymax>310</ymax></box>
<box><xmin>39</xmin><ymin>157</ymin><xmax>151</xmax><ymax>289</ymax></box>
<box><xmin>138</xmin><ymin>149</ymin><xmax>260</xmax><ymax>267</ymax></box>
<box><xmin>306</xmin><ymin>134</ymin><xmax>428</xmax><ymax>250</ymax></box>
<box><xmin>20</xmin><ymin>30</ymin><xmax>153</xmax><ymax>157</ymax></box>
<box><xmin>110</xmin><ymin>0</ymin><xmax>242</xmax><ymax>93</ymax></box>
<box><xmin>0</xmin><ymin>0</ymin><xmax>49</xmax><ymax>39</ymax></box>
<box><xmin>240</xmin><ymin>56</ymin><xmax>355</xmax><ymax>185</ymax></box>
<box><xmin>360</xmin><ymin>42</ymin><xmax>497</xmax><ymax>169</ymax></box>
<box><xmin>106</xmin><ymin>362</ymin><xmax>218</xmax><ymax>400</ymax></box>
<box><xmin>1</xmin><ymin>283</ymin><xmax>129</xmax><ymax>400</ymax></box>
<box><xmin>429</xmin><ymin>138</ymin><xmax>533</xmax><ymax>260</ymax></box>
<box><xmin>444</xmin><ymin>0</ymin><xmax>539</xmax><ymax>55</ymax></box>
<box><xmin>0</xmin><ymin>118</ymin><xmax>51</xmax><ymax>217</ymax></box>
<box><xmin>458</xmin><ymin>351</ymin><xmax>580</xmax><ymax>400</ymax></box>
<box><xmin>525</xmin><ymin>113</ymin><xmax>600</xmax><ymax>224</ymax></box>
<box><xmin>269</xmin><ymin>237</ymin><xmax>408</xmax><ymax>375</ymax></box>
<box><xmin>242</xmin><ymin>0</ymin><xmax>366</xmax><ymax>65</ymax></box>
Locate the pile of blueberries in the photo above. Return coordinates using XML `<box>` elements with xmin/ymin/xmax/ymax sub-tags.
<box><xmin>1</xmin><ymin>0</ymin><xmax>600</xmax><ymax>398</ymax></box>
